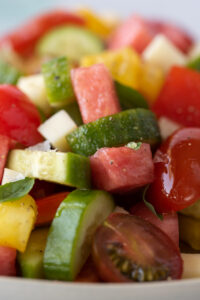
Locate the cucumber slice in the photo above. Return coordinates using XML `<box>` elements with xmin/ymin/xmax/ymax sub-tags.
<box><xmin>115</xmin><ymin>81</ymin><xmax>149</xmax><ymax>110</ymax></box>
<box><xmin>44</xmin><ymin>189</ymin><xmax>114</xmax><ymax>281</ymax></box>
<box><xmin>7</xmin><ymin>150</ymin><xmax>91</xmax><ymax>189</ymax></box>
<box><xmin>67</xmin><ymin>108</ymin><xmax>161</xmax><ymax>156</ymax></box>
<box><xmin>18</xmin><ymin>227</ymin><xmax>49</xmax><ymax>279</ymax></box>
<box><xmin>37</xmin><ymin>26</ymin><xmax>104</xmax><ymax>62</ymax></box>
<box><xmin>0</xmin><ymin>58</ymin><xmax>21</xmax><ymax>84</ymax></box>
<box><xmin>187</xmin><ymin>56</ymin><xmax>200</xmax><ymax>72</ymax></box>
<box><xmin>64</xmin><ymin>102</ymin><xmax>83</xmax><ymax>126</ymax></box>
<box><xmin>42</xmin><ymin>57</ymin><xmax>75</xmax><ymax>107</ymax></box>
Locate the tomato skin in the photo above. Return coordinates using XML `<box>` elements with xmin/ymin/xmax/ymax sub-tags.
<box><xmin>147</xmin><ymin>128</ymin><xmax>200</xmax><ymax>213</ymax></box>
<box><xmin>130</xmin><ymin>202</ymin><xmax>179</xmax><ymax>247</ymax></box>
<box><xmin>0</xmin><ymin>246</ymin><xmax>16</xmax><ymax>276</ymax></box>
<box><xmin>0</xmin><ymin>10</ymin><xmax>85</xmax><ymax>57</ymax></box>
<box><xmin>0</xmin><ymin>85</ymin><xmax>42</xmax><ymax>146</ymax></box>
<box><xmin>36</xmin><ymin>192</ymin><xmax>69</xmax><ymax>227</ymax></box>
<box><xmin>92</xmin><ymin>213</ymin><xmax>183</xmax><ymax>282</ymax></box>
<box><xmin>153</xmin><ymin>67</ymin><xmax>200</xmax><ymax>127</ymax></box>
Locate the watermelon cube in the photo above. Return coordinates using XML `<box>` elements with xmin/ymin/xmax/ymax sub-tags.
<box><xmin>90</xmin><ymin>143</ymin><xmax>154</xmax><ymax>193</ymax></box>
<box><xmin>71</xmin><ymin>64</ymin><xmax>121</xmax><ymax>124</ymax></box>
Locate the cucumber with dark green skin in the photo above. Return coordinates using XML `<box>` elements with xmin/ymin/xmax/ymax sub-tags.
<box><xmin>44</xmin><ymin>189</ymin><xmax>114</xmax><ymax>281</ymax></box>
<box><xmin>187</xmin><ymin>56</ymin><xmax>200</xmax><ymax>72</ymax></box>
<box><xmin>0</xmin><ymin>59</ymin><xmax>21</xmax><ymax>84</ymax></box>
<box><xmin>18</xmin><ymin>228</ymin><xmax>49</xmax><ymax>279</ymax></box>
<box><xmin>66</xmin><ymin>108</ymin><xmax>161</xmax><ymax>156</ymax></box>
<box><xmin>42</xmin><ymin>56</ymin><xmax>75</xmax><ymax>107</ymax></box>
<box><xmin>115</xmin><ymin>81</ymin><xmax>149</xmax><ymax>110</ymax></box>
<box><xmin>53</xmin><ymin>101</ymin><xmax>83</xmax><ymax>126</ymax></box>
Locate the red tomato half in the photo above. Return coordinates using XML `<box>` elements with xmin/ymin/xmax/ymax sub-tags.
<box><xmin>130</xmin><ymin>202</ymin><xmax>179</xmax><ymax>247</ymax></box>
<box><xmin>147</xmin><ymin>128</ymin><xmax>200</xmax><ymax>213</ymax></box>
<box><xmin>153</xmin><ymin>67</ymin><xmax>200</xmax><ymax>127</ymax></box>
<box><xmin>0</xmin><ymin>85</ymin><xmax>42</xmax><ymax>146</ymax></box>
<box><xmin>36</xmin><ymin>192</ymin><xmax>69</xmax><ymax>227</ymax></box>
<box><xmin>0</xmin><ymin>246</ymin><xmax>16</xmax><ymax>276</ymax></box>
<box><xmin>0</xmin><ymin>10</ymin><xmax>85</xmax><ymax>57</ymax></box>
<box><xmin>92</xmin><ymin>213</ymin><xmax>182</xmax><ymax>282</ymax></box>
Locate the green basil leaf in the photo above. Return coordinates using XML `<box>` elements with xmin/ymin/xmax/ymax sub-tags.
<box><xmin>143</xmin><ymin>185</ymin><xmax>163</xmax><ymax>221</ymax></box>
<box><xmin>0</xmin><ymin>178</ymin><xmax>35</xmax><ymax>203</ymax></box>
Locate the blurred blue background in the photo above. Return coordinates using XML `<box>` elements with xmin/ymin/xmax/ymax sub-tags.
<box><xmin>0</xmin><ymin>0</ymin><xmax>199</xmax><ymax>38</ymax></box>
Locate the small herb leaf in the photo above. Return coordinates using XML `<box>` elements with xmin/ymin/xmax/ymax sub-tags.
<box><xmin>0</xmin><ymin>178</ymin><xmax>35</xmax><ymax>203</ymax></box>
<box><xmin>143</xmin><ymin>185</ymin><xmax>163</xmax><ymax>221</ymax></box>
<box><xmin>126</xmin><ymin>142</ymin><xmax>142</xmax><ymax>150</ymax></box>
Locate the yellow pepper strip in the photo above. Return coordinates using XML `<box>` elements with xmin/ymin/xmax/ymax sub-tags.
<box><xmin>0</xmin><ymin>195</ymin><xmax>37</xmax><ymax>252</ymax></box>
<box><xmin>81</xmin><ymin>47</ymin><xmax>141</xmax><ymax>90</ymax></box>
<box><xmin>179</xmin><ymin>214</ymin><xmax>200</xmax><ymax>250</ymax></box>
<box><xmin>77</xmin><ymin>8</ymin><xmax>118</xmax><ymax>39</ymax></box>
<box><xmin>139</xmin><ymin>62</ymin><xmax>165</xmax><ymax>104</ymax></box>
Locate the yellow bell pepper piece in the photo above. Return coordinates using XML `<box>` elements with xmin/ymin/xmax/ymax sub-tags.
<box><xmin>0</xmin><ymin>195</ymin><xmax>37</xmax><ymax>252</ymax></box>
<box><xmin>139</xmin><ymin>63</ymin><xmax>165</xmax><ymax>104</ymax></box>
<box><xmin>77</xmin><ymin>8</ymin><xmax>118</xmax><ymax>39</ymax></box>
<box><xmin>81</xmin><ymin>47</ymin><xmax>141</xmax><ymax>89</ymax></box>
<box><xmin>179</xmin><ymin>214</ymin><xmax>200</xmax><ymax>250</ymax></box>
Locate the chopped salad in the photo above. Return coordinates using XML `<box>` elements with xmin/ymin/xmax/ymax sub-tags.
<box><xmin>0</xmin><ymin>7</ymin><xmax>200</xmax><ymax>282</ymax></box>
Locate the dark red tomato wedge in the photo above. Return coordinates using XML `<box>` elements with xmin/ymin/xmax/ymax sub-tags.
<box><xmin>130</xmin><ymin>202</ymin><xmax>179</xmax><ymax>247</ymax></box>
<box><xmin>0</xmin><ymin>85</ymin><xmax>42</xmax><ymax>146</ymax></box>
<box><xmin>0</xmin><ymin>246</ymin><xmax>16</xmax><ymax>276</ymax></box>
<box><xmin>147</xmin><ymin>128</ymin><xmax>200</xmax><ymax>213</ymax></box>
<box><xmin>90</xmin><ymin>144</ymin><xmax>154</xmax><ymax>193</ymax></box>
<box><xmin>0</xmin><ymin>135</ymin><xmax>12</xmax><ymax>183</ymax></box>
<box><xmin>153</xmin><ymin>67</ymin><xmax>200</xmax><ymax>127</ymax></box>
<box><xmin>0</xmin><ymin>10</ymin><xmax>85</xmax><ymax>57</ymax></box>
<box><xmin>71</xmin><ymin>64</ymin><xmax>121</xmax><ymax>124</ymax></box>
<box><xmin>36</xmin><ymin>192</ymin><xmax>69</xmax><ymax>227</ymax></box>
<box><xmin>109</xmin><ymin>15</ymin><xmax>193</xmax><ymax>54</ymax></box>
<box><xmin>75</xmin><ymin>257</ymin><xmax>100</xmax><ymax>283</ymax></box>
<box><xmin>92</xmin><ymin>213</ymin><xmax>182</xmax><ymax>282</ymax></box>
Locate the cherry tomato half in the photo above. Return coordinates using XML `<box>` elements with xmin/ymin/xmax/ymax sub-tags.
<box><xmin>92</xmin><ymin>213</ymin><xmax>182</xmax><ymax>282</ymax></box>
<box><xmin>147</xmin><ymin>128</ymin><xmax>200</xmax><ymax>213</ymax></box>
<box><xmin>0</xmin><ymin>85</ymin><xmax>42</xmax><ymax>146</ymax></box>
<box><xmin>0</xmin><ymin>10</ymin><xmax>85</xmax><ymax>57</ymax></box>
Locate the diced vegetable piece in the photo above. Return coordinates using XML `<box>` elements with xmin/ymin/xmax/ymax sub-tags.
<box><xmin>63</xmin><ymin>101</ymin><xmax>83</xmax><ymax>126</ymax></box>
<box><xmin>71</xmin><ymin>64</ymin><xmax>121</xmax><ymax>123</ymax></box>
<box><xmin>36</xmin><ymin>192</ymin><xmax>69</xmax><ymax>226</ymax></box>
<box><xmin>81</xmin><ymin>47</ymin><xmax>141</xmax><ymax>89</ymax></box>
<box><xmin>109</xmin><ymin>15</ymin><xmax>155</xmax><ymax>53</ymax></box>
<box><xmin>0</xmin><ymin>59</ymin><xmax>21</xmax><ymax>84</ymax></box>
<box><xmin>182</xmin><ymin>254</ymin><xmax>200</xmax><ymax>279</ymax></box>
<box><xmin>153</xmin><ymin>67</ymin><xmax>200</xmax><ymax>127</ymax></box>
<box><xmin>18</xmin><ymin>228</ymin><xmax>49</xmax><ymax>278</ymax></box>
<box><xmin>0</xmin><ymin>246</ymin><xmax>16</xmax><ymax>276</ymax></box>
<box><xmin>37</xmin><ymin>26</ymin><xmax>104</xmax><ymax>61</ymax></box>
<box><xmin>0</xmin><ymin>135</ymin><xmax>12</xmax><ymax>183</ymax></box>
<box><xmin>180</xmin><ymin>200</ymin><xmax>200</xmax><ymax>220</ymax></box>
<box><xmin>189</xmin><ymin>42</ymin><xmax>200</xmax><ymax>60</ymax></box>
<box><xmin>142</xmin><ymin>35</ymin><xmax>186</xmax><ymax>73</ymax></box>
<box><xmin>75</xmin><ymin>257</ymin><xmax>100</xmax><ymax>283</ymax></box>
<box><xmin>8</xmin><ymin>150</ymin><xmax>91</xmax><ymax>189</ymax></box>
<box><xmin>44</xmin><ymin>189</ymin><xmax>115</xmax><ymax>281</ymax></box>
<box><xmin>77</xmin><ymin>8</ymin><xmax>117</xmax><ymax>39</ymax></box>
<box><xmin>158</xmin><ymin>117</ymin><xmax>181</xmax><ymax>140</ymax></box>
<box><xmin>2</xmin><ymin>168</ymin><xmax>25</xmax><ymax>185</ymax></box>
<box><xmin>67</xmin><ymin>108</ymin><xmax>161</xmax><ymax>156</ymax></box>
<box><xmin>90</xmin><ymin>144</ymin><xmax>154</xmax><ymax>193</ymax></box>
<box><xmin>179</xmin><ymin>214</ymin><xmax>200</xmax><ymax>250</ymax></box>
<box><xmin>0</xmin><ymin>85</ymin><xmax>42</xmax><ymax>146</ymax></box>
<box><xmin>17</xmin><ymin>74</ymin><xmax>51</xmax><ymax>115</ymax></box>
<box><xmin>0</xmin><ymin>10</ymin><xmax>85</xmax><ymax>57</ymax></box>
<box><xmin>0</xmin><ymin>195</ymin><xmax>37</xmax><ymax>252</ymax></box>
<box><xmin>139</xmin><ymin>63</ymin><xmax>164</xmax><ymax>103</ymax></box>
<box><xmin>187</xmin><ymin>56</ymin><xmax>200</xmax><ymax>72</ymax></box>
<box><xmin>130</xmin><ymin>202</ymin><xmax>179</xmax><ymax>246</ymax></box>
<box><xmin>114</xmin><ymin>81</ymin><xmax>148</xmax><ymax>110</ymax></box>
<box><xmin>38</xmin><ymin>110</ymin><xmax>77</xmax><ymax>151</ymax></box>
<box><xmin>42</xmin><ymin>57</ymin><xmax>75</xmax><ymax>107</ymax></box>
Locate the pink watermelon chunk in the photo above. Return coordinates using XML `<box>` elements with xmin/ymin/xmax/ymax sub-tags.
<box><xmin>90</xmin><ymin>143</ymin><xmax>154</xmax><ymax>193</ymax></box>
<box><xmin>130</xmin><ymin>202</ymin><xmax>179</xmax><ymax>247</ymax></box>
<box><xmin>71</xmin><ymin>64</ymin><xmax>121</xmax><ymax>124</ymax></box>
